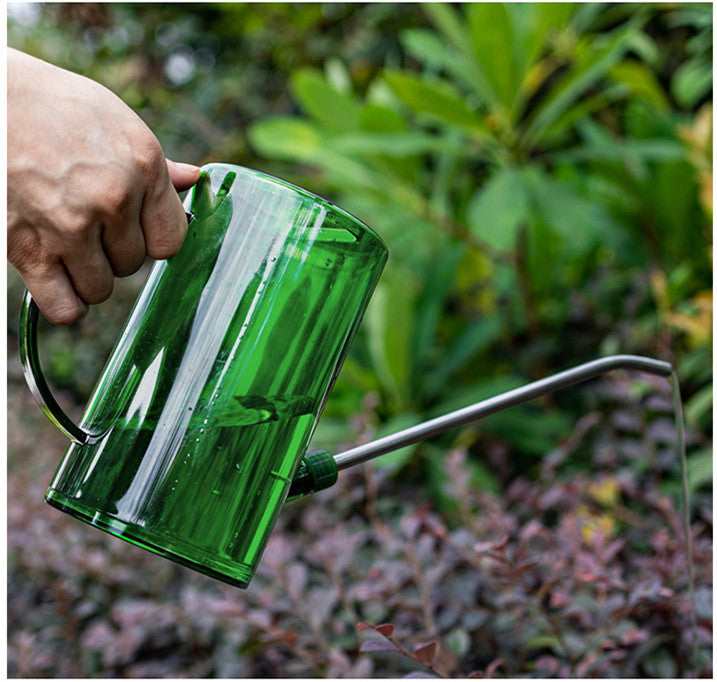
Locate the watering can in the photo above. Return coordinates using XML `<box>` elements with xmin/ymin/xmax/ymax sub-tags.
<box><xmin>19</xmin><ymin>163</ymin><xmax>675</xmax><ymax>589</ymax></box>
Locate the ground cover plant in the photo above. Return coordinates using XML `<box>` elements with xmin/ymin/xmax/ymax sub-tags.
<box><xmin>8</xmin><ymin>3</ymin><xmax>712</xmax><ymax>678</ymax></box>
<box><xmin>7</xmin><ymin>358</ymin><xmax>713</xmax><ymax>677</ymax></box>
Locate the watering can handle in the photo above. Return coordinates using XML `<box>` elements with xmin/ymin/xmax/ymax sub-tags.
<box><xmin>18</xmin><ymin>290</ymin><xmax>95</xmax><ymax>445</ymax></box>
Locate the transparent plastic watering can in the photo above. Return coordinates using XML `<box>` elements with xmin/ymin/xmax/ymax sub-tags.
<box><xmin>19</xmin><ymin>163</ymin><xmax>675</xmax><ymax>589</ymax></box>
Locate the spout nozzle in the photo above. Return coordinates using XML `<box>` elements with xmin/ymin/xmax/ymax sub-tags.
<box><xmin>286</xmin><ymin>449</ymin><xmax>338</xmax><ymax>501</ymax></box>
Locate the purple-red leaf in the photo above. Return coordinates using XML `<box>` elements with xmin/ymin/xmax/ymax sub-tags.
<box><xmin>376</xmin><ymin>623</ymin><xmax>395</xmax><ymax>638</ymax></box>
<box><xmin>414</xmin><ymin>641</ymin><xmax>439</xmax><ymax>666</ymax></box>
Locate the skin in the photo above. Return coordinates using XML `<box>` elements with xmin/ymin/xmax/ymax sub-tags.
<box><xmin>7</xmin><ymin>48</ymin><xmax>201</xmax><ymax>324</ymax></box>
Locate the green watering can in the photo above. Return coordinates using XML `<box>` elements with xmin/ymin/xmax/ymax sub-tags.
<box><xmin>19</xmin><ymin>163</ymin><xmax>674</xmax><ymax>589</ymax></box>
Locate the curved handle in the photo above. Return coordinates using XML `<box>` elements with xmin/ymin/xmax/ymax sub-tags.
<box><xmin>19</xmin><ymin>290</ymin><xmax>95</xmax><ymax>445</ymax></box>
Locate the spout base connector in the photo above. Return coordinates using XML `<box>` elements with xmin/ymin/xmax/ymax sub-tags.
<box><xmin>287</xmin><ymin>449</ymin><xmax>338</xmax><ymax>501</ymax></box>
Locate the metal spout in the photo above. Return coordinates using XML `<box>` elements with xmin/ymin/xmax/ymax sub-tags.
<box><xmin>288</xmin><ymin>354</ymin><xmax>673</xmax><ymax>500</ymax></box>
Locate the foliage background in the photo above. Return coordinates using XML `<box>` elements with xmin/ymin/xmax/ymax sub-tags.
<box><xmin>7</xmin><ymin>2</ymin><xmax>712</xmax><ymax>678</ymax></box>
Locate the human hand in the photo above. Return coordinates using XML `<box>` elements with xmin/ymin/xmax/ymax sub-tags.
<box><xmin>7</xmin><ymin>48</ymin><xmax>201</xmax><ymax>324</ymax></box>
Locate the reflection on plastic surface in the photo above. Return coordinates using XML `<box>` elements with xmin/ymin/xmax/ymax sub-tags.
<box><xmin>45</xmin><ymin>164</ymin><xmax>387</xmax><ymax>587</ymax></box>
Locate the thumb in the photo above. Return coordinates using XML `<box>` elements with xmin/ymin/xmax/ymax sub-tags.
<box><xmin>166</xmin><ymin>158</ymin><xmax>201</xmax><ymax>191</ymax></box>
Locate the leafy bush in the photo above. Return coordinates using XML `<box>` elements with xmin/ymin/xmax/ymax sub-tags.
<box><xmin>248</xmin><ymin>3</ymin><xmax>712</xmax><ymax>483</ymax></box>
<box><xmin>7</xmin><ymin>371</ymin><xmax>711</xmax><ymax>677</ymax></box>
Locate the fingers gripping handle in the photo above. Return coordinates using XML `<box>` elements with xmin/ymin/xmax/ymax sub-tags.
<box><xmin>19</xmin><ymin>290</ymin><xmax>94</xmax><ymax>445</ymax></box>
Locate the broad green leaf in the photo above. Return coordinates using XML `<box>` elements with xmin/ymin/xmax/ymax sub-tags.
<box><xmin>467</xmin><ymin>3</ymin><xmax>515</xmax><ymax>109</ymax></box>
<box><xmin>359</xmin><ymin>103</ymin><xmax>406</xmax><ymax>133</ymax></box>
<box><xmin>672</xmin><ymin>58</ymin><xmax>713</xmax><ymax>108</ymax></box>
<box><xmin>686</xmin><ymin>448</ymin><xmax>713</xmax><ymax>492</ymax></box>
<box><xmin>466</xmin><ymin>166</ymin><xmax>530</xmax><ymax>251</ymax></box>
<box><xmin>249</xmin><ymin>118</ymin><xmax>387</xmax><ymax>192</ymax></box>
<box><xmin>510</xmin><ymin>3</ymin><xmax>576</xmax><ymax>118</ymax></box>
<box><xmin>523</xmin><ymin>20</ymin><xmax>645</xmax><ymax>147</ymax></box>
<box><xmin>383</xmin><ymin>70</ymin><xmax>488</xmax><ymax>134</ymax></box>
<box><xmin>517</xmin><ymin>3</ymin><xmax>576</xmax><ymax>68</ymax></box>
<box><xmin>290</xmin><ymin>67</ymin><xmax>362</xmax><ymax>132</ymax></box>
<box><xmin>685</xmin><ymin>384</ymin><xmax>713</xmax><ymax>428</ymax></box>
<box><xmin>411</xmin><ymin>244</ymin><xmax>464</xmax><ymax>380</ymax></box>
<box><xmin>324</xmin><ymin>57</ymin><xmax>352</xmax><ymax>94</ymax></box>
<box><xmin>644</xmin><ymin>159</ymin><xmax>701</xmax><ymax>263</ymax></box>
<box><xmin>465</xmin><ymin>458</ymin><xmax>501</xmax><ymax>494</ymax></box>
<box><xmin>421</xmin><ymin>316</ymin><xmax>502</xmax><ymax>401</ymax></box>
<box><xmin>478</xmin><ymin>407</ymin><xmax>572</xmax><ymax>455</ymax></box>
<box><xmin>421</xmin><ymin>4</ymin><xmax>502</xmax><ymax>107</ymax></box>
<box><xmin>522</xmin><ymin>168</ymin><xmax>623</xmax><ymax>251</ymax></box>
<box><xmin>422</xmin><ymin>3</ymin><xmax>472</xmax><ymax>54</ymax></box>
<box><xmin>400</xmin><ymin>27</ymin><xmax>452</xmax><ymax>72</ymax></box>
<box><xmin>364</xmin><ymin>266</ymin><xmax>418</xmax><ymax>411</ymax></box>
<box><xmin>609</xmin><ymin>60</ymin><xmax>669</xmax><ymax>108</ymax></box>
<box><xmin>549</xmin><ymin>139</ymin><xmax>686</xmax><ymax>164</ymax></box>
<box><xmin>248</xmin><ymin>116</ymin><xmax>324</xmax><ymax>161</ymax></box>
<box><xmin>335</xmin><ymin>132</ymin><xmax>474</xmax><ymax>158</ymax></box>
<box><xmin>527</xmin><ymin>634</ymin><xmax>562</xmax><ymax>652</ymax></box>
<box><xmin>430</xmin><ymin>375</ymin><xmax>526</xmax><ymax>417</ymax></box>
<box><xmin>537</xmin><ymin>84</ymin><xmax>627</xmax><ymax>148</ymax></box>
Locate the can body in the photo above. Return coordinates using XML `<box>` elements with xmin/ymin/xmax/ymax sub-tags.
<box><xmin>45</xmin><ymin>164</ymin><xmax>387</xmax><ymax>587</ymax></box>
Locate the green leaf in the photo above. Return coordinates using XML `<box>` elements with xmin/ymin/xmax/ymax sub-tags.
<box><xmin>421</xmin><ymin>316</ymin><xmax>502</xmax><ymax>401</ymax></box>
<box><xmin>290</xmin><ymin>67</ymin><xmax>362</xmax><ymax>132</ymax></box>
<box><xmin>479</xmin><ymin>407</ymin><xmax>572</xmax><ymax>456</ymax></box>
<box><xmin>248</xmin><ymin>117</ymin><xmax>386</xmax><ymax>193</ymax></box>
<box><xmin>686</xmin><ymin>448</ymin><xmax>713</xmax><ymax>492</ymax></box>
<box><xmin>411</xmin><ymin>244</ymin><xmax>464</xmax><ymax>378</ymax></box>
<box><xmin>422</xmin><ymin>3</ymin><xmax>472</xmax><ymax>54</ymax></box>
<box><xmin>467</xmin><ymin>3</ymin><xmax>515</xmax><ymax>109</ymax></box>
<box><xmin>509</xmin><ymin>3</ymin><xmax>577</xmax><ymax>118</ymax></box>
<box><xmin>400</xmin><ymin>27</ymin><xmax>453</xmax><ymax>72</ymax></box>
<box><xmin>248</xmin><ymin>116</ymin><xmax>324</xmax><ymax>161</ymax></box>
<box><xmin>466</xmin><ymin>458</ymin><xmax>501</xmax><ymax>494</ymax></box>
<box><xmin>538</xmin><ymin>84</ymin><xmax>627</xmax><ymax>147</ymax></box>
<box><xmin>522</xmin><ymin>167</ymin><xmax>623</xmax><ymax>251</ymax></box>
<box><xmin>685</xmin><ymin>384</ymin><xmax>713</xmax><ymax>429</ymax></box>
<box><xmin>364</xmin><ymin>266</ymin><xmax>417</xmax><ymax>411</ymax></box>
<box><xmin>383</xmin><ymin>70</ymin><xmax>488</xmax><ymax>134</ymax></box>
<box><xmin>421</xmin><ymin>3</ymin><xmax>501</xmax><ymax>107</ymax></box>
<box><xmin>466</xmin><ymin>166</ymin><xmax>530</xmax><ymax>251</ymax></box>
<box><xmin>609</xmin><ymin>59</ymin><xmax>669</xmax><ymax>108</ymax></box>
<box><xmin>517</xmin><ymin>3</ymin><xmax>576</xmax><ymax>69</ymax></box>
<box><xmin>359</xmin><ymin>103</ymin><xmax>407</xmax><ymax>133</ymax></box>
<box><xmin>672</xmin><ymin>58</ymin><xmax>713</xmax><ymax>108</ymax></box>
<box><xmin>523</xmin><ymin>20</ymin><xmax>644</xmax><ymax>146</ymax></box>
<box><xmin>549</xmin><ymin>139</ymin><xmax>686</xmax><ymax>164</ymax></box>
<box><xmin>335</xmin><ymin>131</ymin><xmax>473</xmax><ymax>158</ymax></box>
<box><xmin>527</xmin><ymin>634</ymin><xmax>562</xmax><ymax>652</ymax></box>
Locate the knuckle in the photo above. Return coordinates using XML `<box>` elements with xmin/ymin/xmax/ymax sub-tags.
<box><xmin>7</xmin><ymin>224</ymin><xmax>42</xmax><ymax>269</ymax></box>
<box><xmin>144</xmin><ymin>210</ymin><xmax>186</xmax><ymax>260</ymax></box>
<box><xmin>100</xmin><ymin>179</ymin><xmax>133</xmax><ymax>216</ymax></box>
<box><xmin>112</xmin><ymin>250</ymin><xmax>146</xmax><ymax>277</ymax></box>
<box><xmin>56</xmin><ymin>209</ymin><xmax>92</xmax><ymax>242</ymax></box>
<box><xmin>83</xmin><ymin>274</ymin><xmax>114</xmax><ymax>305</ymax></box>
<box><xmin>146</xmin><ymin>236</ymin><xmax>183</xmax><ymax>260</ymax></box>
<box><xmin>134</xmin><ymin>135</ymin><xmax>166</xmax><ymax>181</ymax></box>
<box><xmin>45</xmin><ymin>299</ymin><xmax>86</xmax><ymax>326</ymax></box>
